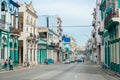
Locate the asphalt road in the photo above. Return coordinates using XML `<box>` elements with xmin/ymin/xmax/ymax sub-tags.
<box><xmin>0</xmin><ymin>61</ymin><xmax>119</xmax><ymax>80</ymax></box>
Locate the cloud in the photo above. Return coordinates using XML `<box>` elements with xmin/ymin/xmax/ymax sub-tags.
<box><xmin>37</xmin><ymin>2</ymin><xmax>93</xmax><ymax>16</ymax></box>
<box><xmin>14</xmin><ymin>0</ymin><xmax>96</xmax><ymax>45</ymax></box>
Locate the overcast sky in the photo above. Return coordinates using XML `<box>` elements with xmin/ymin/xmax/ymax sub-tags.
<box><xmin>15</xmin><ymin>0</ymin><xmax>96</xmax><ymax>46</ymax></box>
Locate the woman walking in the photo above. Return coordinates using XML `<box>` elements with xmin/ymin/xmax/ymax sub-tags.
<box><xmin>4</xmin><ymin>59</ymin><xmax>8</xmax><ymax>70</ymax></box>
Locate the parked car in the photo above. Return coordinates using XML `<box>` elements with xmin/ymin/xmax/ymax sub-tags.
<box><xmin>65</xmin><ymin>59</ymin><xmax>70</xmax><ymax>64</ymax></box>
<box><xmin>77</xmin><ymin>58</ymin><xmax>84</xmax><ymax>63</ymax></box>
<box><xmin>71</xmin><ymin>59</ymin><xmax>75</xmax><ymax>63</ymax></box>
<box><xmin>44</xmin><ymin>58</ymin><xmax>54</xmax><ymax>64</ymax></box>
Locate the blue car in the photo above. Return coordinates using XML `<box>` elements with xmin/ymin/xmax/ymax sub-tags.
<box><xmin>44</xmin><ymin>58</ymin><xmax>54</xmax><ymax>64</ymax></box>
<box><xmin>77</xmin><ymin>58</ymin><xmax>84</xmax><ymax>63</ymax></box>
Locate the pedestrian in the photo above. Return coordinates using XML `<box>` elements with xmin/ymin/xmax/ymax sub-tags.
<box><xmin>4</xmin><ymin>59</ymin><xmax>8</xmax><ymax>70</ymax></box>
<box><xmin>9</xmin><ymin>58</ymin><xmax>13</xmax><ymax>70</ymax></box>
<box><xmin>24</xmin><ymin>60</ymin><xmax>27</xmax><ymax>67</ymax></box>
<box><xmin>27</xmin><ymin>62</ymin><xmax>30</xmax><ymax>68</ymax></box>
<box><xmin>83</xmin><ymin>59</ymin><xmax>84</xmax><ymax>63</ymax></box>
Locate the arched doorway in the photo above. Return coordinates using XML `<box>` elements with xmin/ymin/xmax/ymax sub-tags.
<box><xmin>10</xmin><ymin>42</ymin><xmax>13</xmax><ymax>59</ymax></box>
<box><xmin>14</xmin><ymin>43</ymin><xmax>18</xmax><ymax>66</ymax></box>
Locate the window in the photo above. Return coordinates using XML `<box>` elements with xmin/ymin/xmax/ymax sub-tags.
<box><xmin>26</xmin><ymin>27</ymin><xmax>28</xmax><ymax>32</ymax></box>
<box><xmin>1</xmin><ymin>2</ymin><xmax>6</xmax><ymax>11</ymax></box>
<box><xmin>30</xmin><ymin>49</ymin><xmax>32</xmax><ymax>61</ymax></box>
<box><xmin>26</xmin><ymin>16</ymin><xmax>29</xmax><ymax>24</ymax></box>
<box><xmin>31</xmin><ymin>18</ymin><xmax>32</xmax><ymax>25</ymax></box>
<box><xmin>1</xmin><ymin>46</ymin><xmax>4</xmax><ymax>59</ymax></box>
<box><xmin>34</xmin><ymin>20</ymin><xmax>36</xmax><ymax>25</ymax></box>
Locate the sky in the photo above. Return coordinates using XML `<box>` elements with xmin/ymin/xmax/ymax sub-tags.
<box><xmin>15</xmin><ymin>0</ymin><xmax>96</xmax><ymax>46</ymax></box>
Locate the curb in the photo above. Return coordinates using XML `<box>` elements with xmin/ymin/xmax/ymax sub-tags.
<box><xmin>97</xmin><ymin>65</ymin><xmax>120</xmax><ymax>80</ymax></box>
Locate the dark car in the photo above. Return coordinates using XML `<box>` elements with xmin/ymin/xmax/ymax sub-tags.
<box><xmin>77</xmin><ymin>58</ymin><xmax>84</xmax><ymax>63</ymax></box>
<box><xmin>71</xmin><ymin>59</ymin><xmax>75</xmax><ymax>63</ymax></box>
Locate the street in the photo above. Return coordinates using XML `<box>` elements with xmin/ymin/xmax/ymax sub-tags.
<box><xmin>0</xmin><ymin>61</ymin><xmax>118</xmax><ymax>80</ymax></box>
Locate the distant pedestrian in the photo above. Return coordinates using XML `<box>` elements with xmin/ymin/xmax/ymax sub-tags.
<box><xmin>83</xmin><ymin>59</ymin><xmax>84</xmax><ymax>63</ymax></box>
<box><xmin>4</xmin><ymin>59</ymin><xmax>8</xmax><ymax>70</ymax></box>
<box><xmin>9</xmin><ymin>58</ymin><xmax>13</xmax><ymax>70</ymax></box>
<box><xmin>27</xmin><ymin>62</ymin><xmax>30</xmax><ymax>68</ymax></box>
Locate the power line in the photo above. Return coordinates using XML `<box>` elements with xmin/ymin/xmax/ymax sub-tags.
<box><xmin>48</xmin><ymin>25</ymin><xmax>92</xmax><ymax>27</ymax></box>
<box><xmin>61</xmin><ymin>25</ymin><xmax>92</xmax><ymax>27</ymax></box>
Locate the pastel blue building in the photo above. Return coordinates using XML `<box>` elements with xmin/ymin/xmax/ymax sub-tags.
<box><xmin>0</xmin><ymin>0</ymin><xmax>20</xmax><ymax>69</ymax></box>
<box><xmin>62</xmin><ymin>35</ymin><xmax>71</xmax><ymax>61</ymax></box>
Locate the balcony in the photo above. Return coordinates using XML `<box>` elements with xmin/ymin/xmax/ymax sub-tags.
<box><xmin>55</xmin><ymin>43</ymin><xmax>59</xmax><ymax>47</ymax></box>
<box><xmin>26</xmin><ymin>33</ymin><xmax>33</xmax><ymax>40</ymax></box>
<box><xmin>98</xmin><ymin>27</ymin><xmax>103</xmax><ymax>35</ymax></box>
<box><xmin>33</xmin><ymin>34</ymin><xmax>38</xmax><ymax>40</ymax></box>
<box><xmin>100</xmin><ymin>0</ymin><xmax>106</xmax><ymax>11</ymax></box>
<box><xmin>26</xmin><ymin>19</ymin><xmax>30</xmax><ymax>25</ymax></box>
<box><xmin>92</xmin><ymin>20</ymin><xmax>95</xmax><ymax>27</ymax></box>
<box><xmin>92</xmin><ymin>44</ymin><xmax>97</xmax><ymax>50</ymax></box>
<box><xmin>92</xmin><ymin>30</ymin><xmax>96</xmax><ymax>38</ymax></box>
<box><xmin>54</xmin><ymin>44</ymin><xmax>60</xmax><ymax>50</ymax></box>
<box><xmin>0</xmin><ymin>19</ymin><xmax>5</xmax><ymax>29</ymax></box>
<box><xmin>9</xmin><ymin>27</ymin><xmax>21</xmax><ymax>35</ymax></box>
<box><xmin>104</xmin><ymin>9</ymin><xmax>119</xmax><ymax>29</ymax></box>
<box><xmin>51</xmin><ymin>42</ymin><xmax>55</xmax><ymax>46</ymax></box>
<box><xmin>59</xmin><ymin>33</ymin><xmax>62</xmax><ymax>36</ymax></box>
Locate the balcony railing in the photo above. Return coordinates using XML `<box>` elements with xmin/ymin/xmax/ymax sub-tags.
<box><xmin>51</xmin><ymin>42</ymin><xmax>55</xmax><ymax>46</ymax></box>
<box><xmin>0</xmin><ymin>19</ymin><xmax>5</xmax><ymax>29</ymax></box>
<box><xmin>92</xmin><ymin>44</ymin><xmax>97</xmax><ymax>49</ymax></box>
<box><xmin>92</xmin><ymin>20</ymin><xmax>96</xmax><ymax>27</ymax></box>
<box><xmin>104</xmin><ymin>9</ymin><xmax>119</xmax><ymax>26</ymax></box>
<box><xmin>27</xmin><ymin>33</ymin><xmax>33</xmax><ymax>40</ymax></box>
<box><xmin>26</xmin><ymin>19</ymin><xmax>32</xmax><ymax>25</ymax></box>
<box><xmin>27</xmin><ymin>33</ymin><xmax>38</xmax><ymax>40</ymax></box>
<box><xmin>33</xmin><ymin>34</ymin><xmax>38</xmax><ymax>40</ymax></box>
<box><xmin>98</xmin><ymin>27</ymin><xmax>103</xmax><ymax>35</ymax></box>
<box><xmin>55</xmin><ymin>43</ymin><xmax>59</xmax><ymax>47</ymax></box>
<box><xmin>9</xmin><ymin>27</ymin><xmax>21</xmax><ymax>35</ymax></box>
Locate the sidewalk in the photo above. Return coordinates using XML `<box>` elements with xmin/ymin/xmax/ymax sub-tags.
<box><xmin>87</xmin><ymin>60</ymin><xmax>120</xmax><ymax>80</ymax></box>
<box><xmin>0</xmin><ymin>62</ymin><xmax>60</xmax><ymax>73</ymax></box>
<box><xmin>97</xmin><ymin>65</ymin><xmax>120</xmax><ymax>80</ymax></box>
<box><xmin>0</xmin><ymin>64</ymin><xmax>46</xmax><ymax>73</ymax></box>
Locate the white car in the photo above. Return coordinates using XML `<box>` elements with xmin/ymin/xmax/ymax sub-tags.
<box><xmin>65</xmin><ymin>59</ymin><xmax>70</xmax><ymax>64</ymax></box>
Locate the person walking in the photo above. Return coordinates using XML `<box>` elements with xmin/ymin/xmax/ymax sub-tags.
<box><xmin>9</xmin><ymin>58</ymin><xmax>13</xmax><ymax>70</ymax></box>
<box><xmin>4</xmin><ymin>59</ymin><xmax>8</xmax><ymax>70</ymax></box>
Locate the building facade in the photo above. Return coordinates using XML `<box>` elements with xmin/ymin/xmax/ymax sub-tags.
<box><xmin>70</xmin><ymin>37</ymin><xmax>77</xmax><ymax>60</ymax></box>
<box><xmin>0</xmin><ymin>0</ymin><xmax>20</xmax><ymax>69</ymax></box>
<box><xmin>37</xmin><ymin>28</ymin><xmax>47</xmax><ymax>64</ymax></box>
<box><xmin>56</xmin><ymin>16</ymin><xmax>62</xmax><ymax>62</ymax></box>
<box><xmin>62</xmin><ymin>35</ymin><xmax>71</xmax><ymax>61</ymax></box>
<box><xmin>47</xmin><ymin>28</ymin><xmax>59</xmax><ymax>63</ymax></box>
<box><xmin>37</xmin><ymin>27</ymin><xmax>60</xmax><ymax>64</ymax></box>
<box><xmin>18</xmin><ymin>1</ymin><xmax>38</xmax><ymax>66</ymax></box>
<box><xmin>99</xmin><ymin>0</ymin><xmax>120</xmax><ymax>73</ymax></box>
<box><xmin>38</xmin><ymin>15</ymin><xmax>63</xmax><ymax>63</ymax></box>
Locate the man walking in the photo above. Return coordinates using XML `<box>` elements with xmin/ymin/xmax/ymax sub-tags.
<box><xmin>9</xmin><ymin>57</ymin><xmax>13</xmax><ymax>70</ymax></box>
